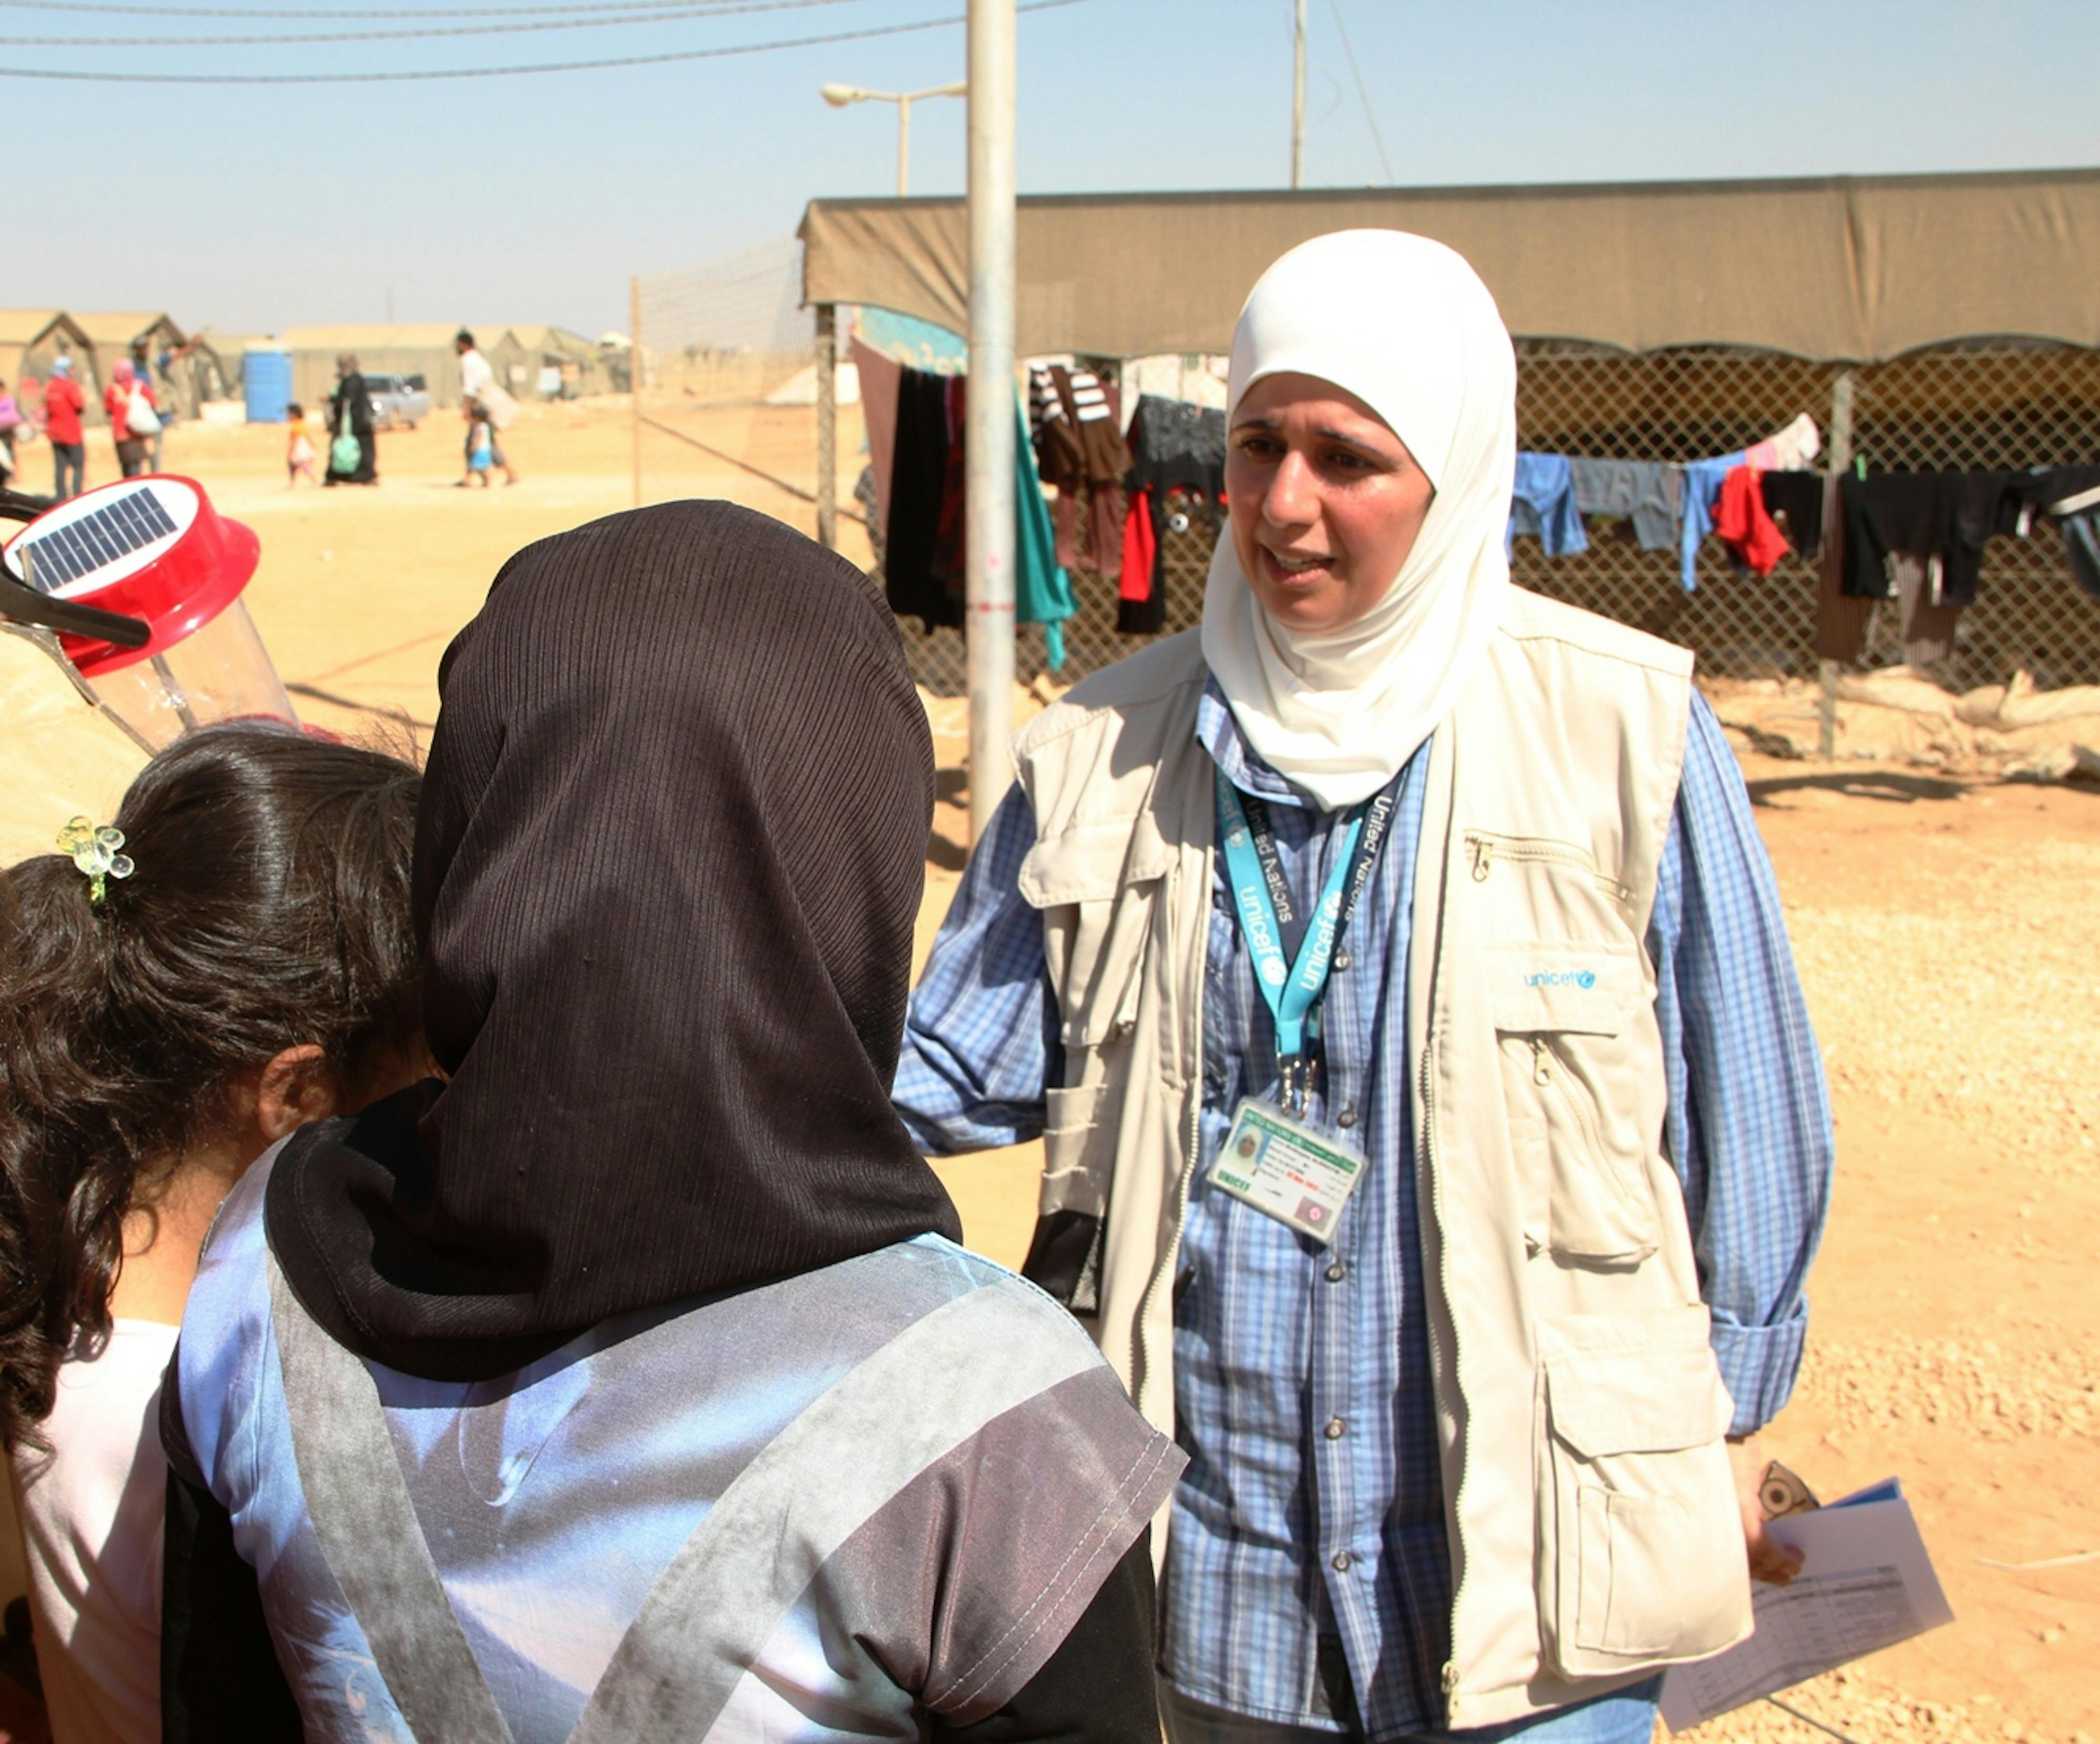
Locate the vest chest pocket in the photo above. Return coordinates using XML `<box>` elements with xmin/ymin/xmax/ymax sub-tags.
<box><xmin>1485</xmin><ymin>939</ymin><xmax>1660</xmax><ymax>1266</ymax></box>
<box><xmin>1021</xmin><ymin>820</ymin><xmax>1171</xmax><ymax>1054</ymax></box>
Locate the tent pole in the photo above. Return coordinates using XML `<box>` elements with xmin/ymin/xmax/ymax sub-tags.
<box><xmin>816</xmin><ymin>303</ymin><xmax>838</xmax><ymax>551</ymax></box>
<box><xmin>629</xmin><ymin>275</ymin><xmax>642</xmax><ymax>509</ymax></box>
<box><xmin>1818</xmin><ymin>367</ymin><xmax>1856</xmax><ymax>758</ymax></box>
<box><xmin>965</xmin><ymin>0</ymin><xmax>1016</xmax><ymax>847</ymax></box>
<box><xmin>1290</xmin><ymin>0</ymin><xmax>1307</xmax><ymax>188</ymax></box>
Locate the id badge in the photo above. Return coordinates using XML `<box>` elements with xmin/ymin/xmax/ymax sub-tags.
<box><xmin>1207</xmin><ymin>1098</ymin><xmax>1366</xmax><ymax>1245</ymax></box>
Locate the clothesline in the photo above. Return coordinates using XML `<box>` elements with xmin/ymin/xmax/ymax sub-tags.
<box><xmin>857</xmin><ymin>341</ymin><xmax>2100</xmax><ymax>669</ymax></box>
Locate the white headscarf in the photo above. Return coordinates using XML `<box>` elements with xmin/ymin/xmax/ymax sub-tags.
<box><xmin>1200</xmin><ymin>230</ymin><xmax>1518</xmax><ymax>808</ymax></box>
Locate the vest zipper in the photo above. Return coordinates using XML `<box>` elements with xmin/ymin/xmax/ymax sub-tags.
<box><xmin>1419</xmin><ymin>1035</ymin><xmax>1469</xmax><ymax>1726</ymax></box>
<box><xmin>1465</xmin><ymin>833</ymin><xmax>1631</xmax><ymax>902</ymax></box>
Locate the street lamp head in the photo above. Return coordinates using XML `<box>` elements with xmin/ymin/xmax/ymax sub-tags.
<box><xmin>820</xmin><ymin>82</ymin><xmax>868</xmax><ymax>107</ymax></box>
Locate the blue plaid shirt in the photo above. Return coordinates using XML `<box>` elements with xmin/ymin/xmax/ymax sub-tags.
<box><xmin>893</xmin><ymin>683</ymin><xmax>1832</xmax><ymax>1739</ymax></box>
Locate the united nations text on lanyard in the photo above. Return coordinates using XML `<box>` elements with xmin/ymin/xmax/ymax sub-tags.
<box><xmin>1206</xmin><ymin>766</ymin><xmax>1401</xmax><ymax>1244</ymax></box>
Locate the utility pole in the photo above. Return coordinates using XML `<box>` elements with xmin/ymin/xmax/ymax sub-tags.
<box><xmin>1290</xmin><ymin>0</ymin><xmax>1307</xmax><ymax>188</ymax></box>
<box><xmin>965</xmin><ymin>0</ymin><xmax>1016</xmax><ymax>845</ymax></box>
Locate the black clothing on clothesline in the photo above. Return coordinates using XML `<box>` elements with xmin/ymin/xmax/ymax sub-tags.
<box><xmin>885</xmin><ymin>366</ymin><xmax>963</xmax><ymax>632</ymax></box>
<box><xmin>1759</xmin><ymin>471</ymin><xmax>1825</xmax><ymax>561</ymax></box>
<box><xmin>1838</xmin><ymin>470</ymin><xmax>2024</xmax><ymax>607</ymax></box>
<box><xmin>1119</xmin><ymin>395</ymin><xmax>1226</xmax><ymax>635</ymax></box>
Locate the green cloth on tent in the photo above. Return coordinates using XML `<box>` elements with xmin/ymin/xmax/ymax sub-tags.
<box><xmin>1013</xmin><ymin>397</ymin><xmax>1075</xmax><ymax>669</ymax></box>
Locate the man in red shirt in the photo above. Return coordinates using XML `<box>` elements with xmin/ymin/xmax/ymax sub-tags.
<box><xmin>43</xmin><ymin>356</ymin><xmax>86</xmax><ymax>500</ymax></box>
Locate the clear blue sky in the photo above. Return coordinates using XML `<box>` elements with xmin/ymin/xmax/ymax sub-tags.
<box><xmin>17</xmin><ymin>0</ymin><xmax>2100</xmax><ymax>337</ymax></box>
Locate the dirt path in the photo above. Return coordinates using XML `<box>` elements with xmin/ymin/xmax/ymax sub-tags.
<box><xmin>150</xmin><ymin>404</ymin><xmax>2096</xmax><ymax>1743</ymax></box>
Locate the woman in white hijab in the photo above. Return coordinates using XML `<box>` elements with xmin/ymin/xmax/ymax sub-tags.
<box><xmin>895</xmin><ymin>232</ymin><xmax>1831</xmax><ymax>1744</ymax></box>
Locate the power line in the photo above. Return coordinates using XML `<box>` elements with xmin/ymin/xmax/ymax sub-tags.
<box><xmin>0</xmin><ymin>0</ymin><xmax>1083</xmax><ymax>79</ymax></box>
<box><xmin>1325</xmin><ymin>0</ymin><xmax>1393</xmax><ymax>184</ymax></box>
<box><xmin>0</xmin><ymin>0</ymin><xmax>766</xmax><ymax>16</ymax></box>
<box><xmin>0</xmin><ymin>0</ymin><xmax>862</xmax><ymax>47</ymax></box>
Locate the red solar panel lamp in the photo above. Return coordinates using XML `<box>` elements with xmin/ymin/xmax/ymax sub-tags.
<box><xmin>0</xmin><ymin>475</ymin><xmax>297</xmax><ymax>748</ymax></box>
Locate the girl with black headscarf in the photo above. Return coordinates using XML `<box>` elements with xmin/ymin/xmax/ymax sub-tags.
<box><xmin>161</xmin><ymin>501</ymin><xmax>1181</xmax><ymax>1742</ymax></box>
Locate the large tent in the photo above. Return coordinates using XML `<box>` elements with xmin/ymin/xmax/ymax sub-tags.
<box><xmin>799</xmin><ymin>168</ymin><xmax>2100</xmax><ymax>364</ymax></box>
<box><xmin>277</xmin><ymin>324</ymin><xmax>467</xmax><ymax>409</ymax></box>
<box><xmin>503</xmin><ymin>324</ymin><xmax>609</xmax><ymax>398</ymax></box>
<box><xmin>0</xmin><ymin>310</ymin><xmax>97</xmax><ymax>419</ymax></box>
<box><xmin>69</xmin><ymin>312</ymin><xmax>188</xmax><ymax>419</ymax></box>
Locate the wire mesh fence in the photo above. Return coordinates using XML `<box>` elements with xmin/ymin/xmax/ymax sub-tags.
<box><xmin>620</xmin><ymin>237</ymin><xmax>2100</xmax><ymax>702</ymax></box>
<box><xmin>901</xmin><ymin>338</ymin><xmax>2100</xmax><ymax>698</ymax></box>
<box><xmin>632</xmin><ymin>240</ymin><xmax>835</xmax><ymax>532</ymax></box>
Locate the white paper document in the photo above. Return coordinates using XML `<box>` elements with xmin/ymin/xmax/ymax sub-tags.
<box><xmin>1660</xmin><ymin>1486</ymin><xmax>1953</xmax><ymax>1731</ymax></box>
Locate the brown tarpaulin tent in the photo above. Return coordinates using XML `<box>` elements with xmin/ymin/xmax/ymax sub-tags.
<box><xmin>799</xmin><ymin>169</ymin><xmax>2100</xmax><ymax>362</ymax></box>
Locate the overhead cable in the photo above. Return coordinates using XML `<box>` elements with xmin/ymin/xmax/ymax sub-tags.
<box><xmin>1325</xmin><ymin>0</ymin><xmax>1394</xmax><ymax>184</ymax></box>
<box><xmin>0</xmin><ymin>0</ymin><xmax>1083</xmax><ymax>79</ymax></box>
<box><xmin>0</xmin><ymin>0</ymin><xmax>769</xmax><ymax>17</ymax></box>
<box><xmin>0</xmin><ymin>0</ymin><xmax>861</xmax><ymax>47</ymax></box>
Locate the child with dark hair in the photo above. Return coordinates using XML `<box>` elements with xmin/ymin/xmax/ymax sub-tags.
<box><xmin>0</xmin><ymin>723</ymin><xmax>425</xmax><ymax>1744</ymax></box>
<box><xmin>461</xmin><ymin>398</ymin><xmax>495</xmax><ymax>488</ymax></box>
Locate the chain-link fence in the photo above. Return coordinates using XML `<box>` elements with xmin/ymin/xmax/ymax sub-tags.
<box><xmin>896</xmin><ymin>339</ymin><xmax>2100</xmax><ymax>698</ymax></box>
<box><xmin>632</xmin><ymin>240</ymin><xmax>839</xmax><ymax>535</ymax></box>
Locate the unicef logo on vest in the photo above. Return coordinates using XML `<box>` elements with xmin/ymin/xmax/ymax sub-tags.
<box><xmin>1524</xmin><ymin>968</ymin><xmax>1598</xmax><ymax>990</ymax></box>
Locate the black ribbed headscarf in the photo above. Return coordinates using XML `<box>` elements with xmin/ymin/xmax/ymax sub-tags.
<box><xmin>267</xmin><ymin>501</ymin><xmax>960</xmax><ymax>1380</ymax></box>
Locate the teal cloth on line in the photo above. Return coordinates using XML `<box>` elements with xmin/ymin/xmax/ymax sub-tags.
<box><xmin>1013</xmin><ymin>396</ymin><xmax>1074</xmax><ymax>669</ymax></box>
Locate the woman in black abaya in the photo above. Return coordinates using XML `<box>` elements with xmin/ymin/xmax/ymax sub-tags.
<box><xmin>324</xmin><ymin>352</ymin><xmax>377</xmax><ymax>486</ymax></box>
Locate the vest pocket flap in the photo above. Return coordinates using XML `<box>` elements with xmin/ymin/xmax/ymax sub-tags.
<box><xmin>1018</xmin><ymin>816</ymin><xmax>1176</xmax><ymax>908</ymax></box>
<box><xmin>1542</xmin><ymin>1311</ymin><xmax>1733</xmax><ymax>1456</ymax></box>
<box><xmin>1484</xmin><ymin>941</ymin><xmax>1639</xmax><ymax>1035</ymax></box>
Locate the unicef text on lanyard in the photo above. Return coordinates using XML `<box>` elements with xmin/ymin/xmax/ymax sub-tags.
<box><xmin>1208</xmin><ymin>767</ymin><xmax>1399</xmax><ymax>1244</ymax></box>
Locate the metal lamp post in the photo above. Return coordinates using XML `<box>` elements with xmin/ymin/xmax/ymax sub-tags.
<box><xmin>820</xmin><ymin>79</ymin><xmax>969</xmax><ymax>197</ymax></box>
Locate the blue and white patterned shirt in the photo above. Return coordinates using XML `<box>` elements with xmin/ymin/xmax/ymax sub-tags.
<box><xmin>893</xmin><ymin>681</ymin><xmax>1833</xmax><ymax>1739</ymax></box>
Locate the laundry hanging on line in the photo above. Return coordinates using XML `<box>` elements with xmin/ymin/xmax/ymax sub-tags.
<box><xmin>872</xmin><ymin>356</ymin><xmax>1075</xmax><ymax>663</ymax></box>
<box><xmin>1119</xmin><ymin>394</ymin><xmax>1227</xmax><ymax>635</ymax></box>
<box><xmin>1030</xmin><ymin>363</ymin><xmax>1131</xmax><ymax>584</ymax></box>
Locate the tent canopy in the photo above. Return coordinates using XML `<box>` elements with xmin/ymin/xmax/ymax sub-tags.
<box><xmin>70</xmin><ymin>311</ymin><xmax>187</xmax><ymax>354</ymax></box>
<box><xmin>799</xmin><ymin>168</ymin><xmax>2100</xmax><ymax>364</ymax></box>
<box><xmin>279</xmin><ymin>323</ymin><xmax>468</xmax><ymax>408</ymax></box>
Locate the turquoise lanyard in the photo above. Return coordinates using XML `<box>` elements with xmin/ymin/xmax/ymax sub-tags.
<box><xmin>1214</xmin><ymin>766</ymin><xmax>1400</xmax><ymax>1115</ymax></box>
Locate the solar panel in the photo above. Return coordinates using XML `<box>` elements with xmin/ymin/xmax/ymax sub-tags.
<box><xmin>18</xmin><ymin>487</ymin><xmax>180</xmax><ymax>594</ymax></box>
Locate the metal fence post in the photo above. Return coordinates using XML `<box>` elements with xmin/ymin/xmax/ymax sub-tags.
<box><xmin>965</xmin><ymin>0</ymin><xmax>1016</xmax><ymax>846</ymax></box>
<box><xmin>815</xmin><ymin>303</ymin><xmax>838</xmax><ymax>551</ymax></box>
<box><xmin>630</xmin><ymin>275</ymin><xmax>642</xmax><ymax>509</ymax></box>
<box><xmin>1818</xmin><ymin>367</ymin><xmax>1856</xmax><ymax>757</ymax></box>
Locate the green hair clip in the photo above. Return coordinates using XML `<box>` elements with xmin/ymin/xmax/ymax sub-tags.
<box><xmin>57</xmin><ymin>816</ymin><xmax>135</xmax><ymax>907</ymax></box>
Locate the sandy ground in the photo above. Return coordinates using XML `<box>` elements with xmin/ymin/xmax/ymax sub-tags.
<box><xmin>49</xmin><ymin>404</ymin><xmax>2096</xmax><ymax>1741</ymax></box>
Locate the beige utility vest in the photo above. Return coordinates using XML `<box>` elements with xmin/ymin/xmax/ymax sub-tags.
<box><xmin>1011</xmin><ymin>589</ymin><xmax>1753</xmax><ymax>1727</ymax></box>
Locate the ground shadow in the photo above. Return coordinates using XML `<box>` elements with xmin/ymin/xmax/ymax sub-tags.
<box><xmin>925</xmin><ymin>830</ymin><xmax>968</xmax><ymax>873</ymax></box>
<box><xmin>1747</xmin><ymin>771</ymin><xmax>1971</xmax><ymax>806</ymax></box>
<box><xmin>1747</xmin><ymin>770</ymin><xmax>2100</xmax><ymax>806</ymax></box>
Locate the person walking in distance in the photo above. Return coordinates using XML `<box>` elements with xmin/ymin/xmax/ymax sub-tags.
<box><xmin>454</xmin><ymin>329</ymin><xmax>518</xmax><ymax>485</ymax></box>
<box><xmin>0</xmin><ymin>379</ymin><xmax>22</xmax><ymax>480</ymax></box>
<box><xmin>285</xmin><ymin>402</ymin><xmax>317</xmax><ymax>487</ymax></box>
<box><xmin>894</xmin><ymin>231</ymin><xmax>1834</xmax><ymax>1744</ymax></box>
<box><xmin>105</xmin><ymin>362</ymin><xmax>158</xmax><ymax>480</ymax></box>
<box><xmin>43</xmin><ymin>357</ymin><xmax>86</xmax><ymax>501</ymax></box>
<box><xmin>131</xmin><ymin>340</ymin><xmax>168</xmax><ymax>473</ymax></box>
<box><xmin>325</xmin><ymin>353</ymin><xmax>377</xmax><ymax>487</ymax></box>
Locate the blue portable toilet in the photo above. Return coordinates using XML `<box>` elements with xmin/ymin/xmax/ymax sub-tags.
<box><xmin>243</xmin><ymin>345</ymin><xmax>291</xmax><ymax>423</ymax></box>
